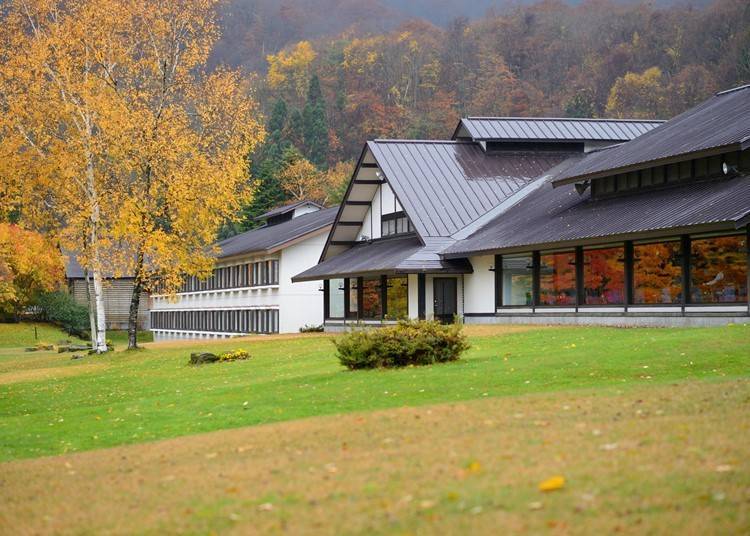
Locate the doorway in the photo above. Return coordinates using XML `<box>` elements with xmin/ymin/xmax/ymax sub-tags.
<box><xmin>433</xmin><ymin>278</ymin><xmax>457</xmax><ymax>323</ymax></box>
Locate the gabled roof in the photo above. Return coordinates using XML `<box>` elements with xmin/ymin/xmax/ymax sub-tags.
<box><xmin>554</xmin><ymin>85</ymin><xmax>750</xmax><ymax>186</ymax></box>
<box><xmin>216</xmin><ymin>207</ymin><xmax>337</xmax><ymax>259</ymax></box>
<box><xmin>368</xmin><ymin>140</ymin><xmax>573</xmax><ymax>238</ymax></box>
<box><xmin>254</xmin><ymin>200</ymin><xmax>323</xmax><ymax>221</ymax></box>
<box><xmin>453</xmin><ymin>117</ymin><xmax>663</xmax><ymax>142</ymax></box>
<box><xmin>293</xmin><ymin>234</ymin><xmax>471</xmax><ymax>282</ymax></box>
<box><xmin>443</xmin><ymin>173</ymin><xmax>750</xmax><ymax>258</ymax></box>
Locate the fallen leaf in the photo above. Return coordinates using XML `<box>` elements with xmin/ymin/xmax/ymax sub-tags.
<box><xmin>539</xmin><ymin>475</ymin><xmax>565</xmax><ymax>492</ymax></box>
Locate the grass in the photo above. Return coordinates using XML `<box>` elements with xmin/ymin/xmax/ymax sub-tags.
<box><xmin>0</xmin><ymin>322</ymin><xmax>85</xmax><ymax>348</ymax></box>
<box><xmin>1</xmin><ymin>322</ymin><xmax>749</xmax><ymax>534</ymax></box>
<box><xmin>0</xmin><ymin>323</ymin><xmax>748</xmax><ymax>462</ymax></box>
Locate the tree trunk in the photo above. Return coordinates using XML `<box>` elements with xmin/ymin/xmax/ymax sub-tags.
<box><xmin>127</xmin><ymin>251</ymin><xmax>145</xmax><ymax>350</ymax></box>
<box><xmin>86</xmin><ymin>141</ymin><xmax>108</xmax><ymax>354</ymax></box>
<box><xmin>84</xmin><ymin>267</ymin><xmax>97</xmax><ymax>347</ymax></box>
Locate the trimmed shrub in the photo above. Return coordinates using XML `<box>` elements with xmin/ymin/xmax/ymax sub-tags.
<box><xmin>299</xmin><ymin>324</ymin><xmax>324</xmax><ymax>333</ymax></box>
<box><xmin>36</xmin><ymin>291</ymin><xmax>90</xmax><ymax>339</ymax></box>
<box><xmin>219</xmin><ymin>349</ymin><xmax>250</xmax><ymax>361</ymax></box>
<box><xmin>333</xmin><ymin>319</ymin><xmax>469</xmax><ymax>370</ymax></box>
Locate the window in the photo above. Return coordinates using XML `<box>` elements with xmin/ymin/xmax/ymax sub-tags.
<box><xmin>583</xmin><ymin>246</ymin><xmax>625</xmax><ymax>305</ymax></box>
<box><xmin>539</xmin><ymin>251</ymin><xmax>576</xmax><ymax>306</ymax></box>
<box><xmin>328</xmin><ymin>279</ymin><xmax>345</xmax><ymax>318</ymax></box>
<box><xmin>385</xmin><ymin>276</ymin><xmax>408</xmax><ymax>319</ymax></box>
<box><xmin>361</xmin><ymin>277</ymin><xmax>381</xmax><ymax>318</ymax></box>
<box><xmin>381</xmin><ymin>211</ymin><xmax>412</xmax><ymax>237</ymax></box>
<box><xmin>347</xmin><ymin>278</ymin><xmax>358</xmax><ymax>318</ymax></box>
<box><xmin>501</xmin><ymin>255</ymin><xmax>533</xmax><ymax>306</ymax></box>
<box><xmin>633</xmin><ymin>241</ymin><xmax>682</xmax><ymax>304</ymax></box>
<box><xmin>690</xmin><ymin>235</ymin><xmax>748</xmax><ymax>304</ymax></box>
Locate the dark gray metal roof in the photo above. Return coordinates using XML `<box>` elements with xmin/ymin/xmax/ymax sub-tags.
<box><xmin>443</xmin><ymin>174</ymin><xmax>750</xmax><ymax>257</ymax></box>
<box><xmin>217</xmin><ymin>207</ymin><xmax>337</xmax><ymax>259</ymax></box>
<box><xmin>368</xmin><ymin>140</ymin><xmax>573</xmax><ymax>238</ymax></box>
<box><xmin>64</xmin><ymin>253</ymin><xmax>133</xmax><ymax>279</ymax></box>
<box><xmin>454</xmin><ymin>117</ymin><xmax>663</xmax><ymax>142</ymax></box>
<box><xmin>555</xmin><ymin>85</ymin><xmax>750</xmax><ymax>185</ymax></box>
<box><xmin>255</xmin><ymin>200</ymin><xmax>324</xmax><ymax>221</ymax></box>
<box><xmin>293</xmin><ymin>235</ymin><xmax>472</xmax><ymax>282</ymax></box>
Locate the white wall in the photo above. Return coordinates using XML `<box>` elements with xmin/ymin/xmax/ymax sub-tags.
<box><xmin>278</xmin><ymin>233</ymin><xmax>326</xmax><ymax>332</ymax></box>
<box><xmin>408</xmin><ymin>273</ymin><xmax>420</xmax><ymax>319</ymax></box>
<box><xmin>463</xmin><ymin>255</ymin><xmax>495</xmax><ymax>314</ymax></box>
<box><xmin>356</xmin><ymin>182</ymin><xmax>401</xmax><ymax>242</ymax></box>
<box><xmin>150</xmin><ymin>231</ymin><xmax>327</xmax><ymax>338</ymax></box>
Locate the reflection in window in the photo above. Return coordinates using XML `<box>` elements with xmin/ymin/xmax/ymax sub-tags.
<box><xmin>348</xmin><ymin>278</ymin><xmax>358</xmax><ymax>317</ymax></box>
<box><xmin>328</xmin><ymin>279</ymin><xmax>345</xmax><ymax>318</ymax></box>
<box><xmin>583</xmin><ymin>247</ymin><xmax>625</xmax><ymax>305</ymax></box>
<box><xmin>539</xmin><ymin>252</ymin><xmax>576</xmax><ymax>305</ymax></box>
<box><xmin>502</xmin><ymin>255</ymin><xmax>533</xmax><ymax>306</ymax></box>
<box><xmin>690</xmin><ymin>235</ymin><xmax>748</xmax><ymax>303</ymax></box>
<box><xmin>361</xmin><ymin>277</ymin><xmax>381</xmax><ymax>318</ymax></box>
<box><xmin>633</xmin><ymin>241</ymin><xmax>682</xmax><ymax>304</ymax></box>
<box><xmin>385</xmin><ymin>276</ymin><xmax>408</xmax><ymax>319</ymax></box>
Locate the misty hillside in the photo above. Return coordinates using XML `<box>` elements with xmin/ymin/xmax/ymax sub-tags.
<box><xmin>212</xmin><ymin>0</ymin><xmax>714</xmax><ymax>71</ymax></box>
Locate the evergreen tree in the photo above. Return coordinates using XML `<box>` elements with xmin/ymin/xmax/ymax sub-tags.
<box><xmin>302</xmin><ymin>75</ymin><xmax>329</xmax><ymax>169</ymax></box>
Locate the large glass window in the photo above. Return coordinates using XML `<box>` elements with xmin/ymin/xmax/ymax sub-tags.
<box><xmin>502</xmin><ymin>255</ymin><xmax>533</xmax><ymax>306</ymax></box>
<box><xmin>328</xmin><ymin>279</ymin><xmax>345</xmax><ymax>318</ymax></box>
<box><xmin>361</xmin><ymin>277</ymin><xmax>382</xmax><ymax>318</ymax></box>
<box><xmin>539</xmin><ymin>251</ymin><xmax>576</xmax><ymax>306</ymax></box>
<box><xmin>633</xmin><ymin>241</ymin><xmax>682</xmax><ymax>304</ymax></box>
<box><xmin>690</xmin><ymin>235</ymin><xmax>748</xmax><ymax>303</ymax></box>
<box><xmin>347</xmin><ymin>278</ymin><xmax>358</xmax><ymax>318</ymax></box>
<box><xmin>385</xmin><ymin>276</ymin><xmax>408</xmax><ymax>319</ymax></box>
<box><xmin>583</xmin><ymin>246</ymin><xmax>625</xmax><ymax>305</ymax></box>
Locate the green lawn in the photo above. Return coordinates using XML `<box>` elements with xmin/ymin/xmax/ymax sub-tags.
<box><xmin>0</xmin><ymin>322</ymin><xmax>85</xmax><ymax>348</ymax></box>
<box><xmin>1</xmin><ymin>323</ymin><xmax>748</xmax><ymax>462</ymax></box>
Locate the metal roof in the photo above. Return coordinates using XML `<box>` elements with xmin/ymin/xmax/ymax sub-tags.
<box><xmin>216</xmin><ymin>207</ymin><xmax>337</xmax><ymax>259</ymax></box>
<box><xmin>368</xmin><ymin>140</ymin><xmax>574</xmax><ymax>238</ymax></box>
<box><xmin>254</xmin><ymin>200</ymin><xmax>324</xmax><ymax>221</ymax></box>
<box><xmin>293</xmin><ymin>235</ymin><xmax>472</xmax><ymax>282</ymax></box>
<box><xmin>454</xmin><ymin>117</ymin><xmax>663</xmax><ymax>142</ymax></box>
<box><xmin>554</xmin><ymin>85</ymin><xmax>750</xmax><ymax>185</ymax></box>
<box><xmin>443</xmin><ymin>174</ymin><xmax>750</xmax><ymax>257</ymax></box>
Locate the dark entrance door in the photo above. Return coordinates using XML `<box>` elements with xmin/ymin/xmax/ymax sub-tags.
<box><xmin>433</xmin><ymin>278</ymin><xmax>457</xmax><ymax>323</ymax></box>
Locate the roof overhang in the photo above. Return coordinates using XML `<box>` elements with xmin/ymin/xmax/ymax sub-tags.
<box><xmin>552</xmin><ymin>143</ymin><xmax>746</xmax><ymax>188</ymax></box>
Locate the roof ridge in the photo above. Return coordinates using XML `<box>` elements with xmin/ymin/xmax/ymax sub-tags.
<box><xmin>371</xmin><ymin>139</ymin><xmax>472</xmax><ymax>145</ymax></box>
<box><xmin>716</xmin><ymin>84</ymin><xmax>750</xmax><ymax>96</ymax></box>
<box><xmin>465</xmin><ymin>116</ymin><xmax>665</xmax><ymax>123</ymax></box>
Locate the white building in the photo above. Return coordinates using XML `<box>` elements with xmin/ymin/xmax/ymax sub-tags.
<box><xmin>294</xmin><ymin>103</ymin><xmax>750</xmax><ymax>328</ymax></box>
<box><xmin>149</xmin><ymin>201</ymin><xmax>337</xmax><ymax>341</ymax></box>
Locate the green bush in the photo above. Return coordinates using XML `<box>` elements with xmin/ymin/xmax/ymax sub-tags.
<box><xmin>36</xmin><ymin>291</ymin><xmax>90</xmax><ymax>339</ymax></box>
<box><xmin>333</xmin><ymin>319</ymin><xmax>470</xmax><ymax>370</ymax></box>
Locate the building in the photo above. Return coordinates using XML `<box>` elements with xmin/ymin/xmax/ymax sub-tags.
<box><xmin>65</xmin><ymin>255</ymin><xmax>150</xmax><ymax>331</ymax></box>
<box><xmin>149</xmin><ymin>202</ymin><xmax>337</xmax><ymax>341</ymax></box>
<box><xmin>294</xmin><ymin>86</ymin><xmax>750</xmax><ymax>328</ymax></box>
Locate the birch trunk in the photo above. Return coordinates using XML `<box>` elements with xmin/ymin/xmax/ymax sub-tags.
<box><xmin>86</xmin><ymin>142</ymin><xmax>108</xmax><ymax>353</ymax></box>
<box><xmin>84</xmin><ymin>267</ymin><xmax>97</xmax><ymax>347</ymax></box>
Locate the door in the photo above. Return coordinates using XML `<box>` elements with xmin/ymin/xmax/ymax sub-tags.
<box><xmin>433</xmin><ymin>278</ymin><xmax>457</xmax><ymax>323</ymax></box>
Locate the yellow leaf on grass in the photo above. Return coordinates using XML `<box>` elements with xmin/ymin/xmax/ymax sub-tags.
<box><xmin>539</xmin><ymin>476</ymin><xmax>565</xmax><ymax>492</ymax></box>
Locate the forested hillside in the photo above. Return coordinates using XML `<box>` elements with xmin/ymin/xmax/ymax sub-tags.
<box><xmin>217</xmin><ymin>0</ymin><xmax>750</xmax><ymax>235</ymax></box>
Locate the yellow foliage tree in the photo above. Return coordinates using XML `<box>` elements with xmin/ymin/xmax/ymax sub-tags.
<box><xmin>605</xmin><ymin>67</ymin><xmax>666</xmax><ymax>119</ymax></box>
<box><xmin>95</xmin><ymin>0</ymin><xmax>264</xmax><ymax>349</ymax></box>
<box><xmin>267</xmin><ymin>41</ymin><xmax>317</xmax><ymax>102</ymax></box>
<box><xmin>0</xmin><ymin>0</ymin><xmax>265</xmax><ymax>349</ymax></box>
<box><xmin>0</xmin><ymin>224</ymin><xmax>65</xmax><ymax>319</ymax></box>
<box><xmin>0</xmin><ymin>0</ymin><xmax>134</xmax><ymax>352</ymax></box>
<box><xmin>277</xmin><ymin>153</ymin><xmax>352</xmax><ymax>205</ymax></box>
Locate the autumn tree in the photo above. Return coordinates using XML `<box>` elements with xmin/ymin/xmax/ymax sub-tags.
<box><xmin>0</xmin><ymin>0</ymin><xmax>133</xmax><ymax>352</ymax></box>
<box><xmin>0</xmin><ymin>224</ymin><xmax>65</xmax><ymax>320</ymax></box>
<box><xmin>606</xmin><ymin>67</ymin><xmax>666</xmax><ymax>119</ymax></box>
<box><xmin>277</xmin><ymin>148</ymin><xmax>351</xmax><ymax>205</ymax></box>
<box><xmin>97</xmin><ymin>0</ymin><xmax>265</xmax><ymax>349</ymax></box>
